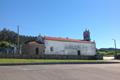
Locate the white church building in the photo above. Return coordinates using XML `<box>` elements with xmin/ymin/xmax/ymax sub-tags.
<box><xmin>44</xmin><ymin>36</ymin><xmax>96</xmax><ymax>56</ymax></box>
<box><xmin>22</xmin><ymin>30</ymin><xmax>96</xmax><ymax>56</ymax></box>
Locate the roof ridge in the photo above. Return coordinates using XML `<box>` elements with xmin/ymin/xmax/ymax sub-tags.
<box><xmin>44</xmin><ymin>36</ymin><xmax>94</xmax><ymax>43</ymax></box>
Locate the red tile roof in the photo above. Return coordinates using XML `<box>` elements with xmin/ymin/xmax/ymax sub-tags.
<box><xmin>44</xmin><ymin>36</ymin><xmax>94</xmax><ymax>43</ymax></box>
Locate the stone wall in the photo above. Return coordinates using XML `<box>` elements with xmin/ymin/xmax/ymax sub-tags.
<box><xmin>0</xmin><ymin>54</ymin><xmax>102</xmax><ymax>60</ymax></box>
<box><xmin>22</xmin><ymin>43</ymin><xmax>45</xmax><ymax>55</ymax></box>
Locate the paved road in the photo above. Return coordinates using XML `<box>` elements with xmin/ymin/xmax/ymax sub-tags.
<box><xmin>0</xmin><ymin>64</ymin><xmax>120</xmax><ymax>80</ymax></box>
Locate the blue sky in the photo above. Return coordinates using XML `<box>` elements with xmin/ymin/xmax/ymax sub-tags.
<box><xmin>0</xmin><ymin>0</ymin><xmax>120</xmax><ymax>48</ymax></box>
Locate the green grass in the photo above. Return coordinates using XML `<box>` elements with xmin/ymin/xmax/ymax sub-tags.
<box><xmin>0</xmin><ymin>58</ymin><xmax>103</xmax><ymax>64</ymax></box>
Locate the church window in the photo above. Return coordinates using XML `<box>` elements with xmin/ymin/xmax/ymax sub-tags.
<box><xmin>50</xmin><ymin>47</ymin><xmax>53</xmax><ymax>52</ymax></box>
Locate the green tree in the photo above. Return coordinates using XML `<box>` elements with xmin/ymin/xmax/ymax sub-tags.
<box><xmin>0</xmin><ymin>41</ymin><xmax>11</xmax><ymax>48</ymax></box>
<box><xmin>0</xmin><ymin>28</ymin><xmax>37</xmax><ymax>44</ymax></box>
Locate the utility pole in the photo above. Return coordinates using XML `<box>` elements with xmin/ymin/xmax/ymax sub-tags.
<box><xmin>17</xmin><ymin>26</ymin><xmax>20</xmax><ymax>54</ymax></box>
<box><xmin>112</xmin><ymin>39</ymin><xmax>117</xmax><ymax>56</ymax></box>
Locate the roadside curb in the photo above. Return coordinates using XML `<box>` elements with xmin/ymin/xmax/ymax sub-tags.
<box><xmin>0</xmin><ymin>61</ymin><xmax>120</xmax><ymax>66</ymax></box>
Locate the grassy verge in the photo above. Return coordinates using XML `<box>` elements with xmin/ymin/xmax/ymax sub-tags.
<box><xmin>0</xmin><ymin>58</ymin><xmax>103</xmax><ymax>64</ymax></box>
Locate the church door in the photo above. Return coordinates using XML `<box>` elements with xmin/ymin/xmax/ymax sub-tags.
<box><xmin>35</xmin><ymin>47</ymin><xmax>39</xmax><ymax>55</ymax></box>
<box><xmin>77</xmin><ymin>50</ymin><xmax>81</xmax><ymax>56</ymax></box>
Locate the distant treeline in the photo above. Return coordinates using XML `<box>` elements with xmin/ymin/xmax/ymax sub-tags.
<box><xmin>97</xmin><ymin>48</ymin><xmax>120</xmax><ymax>56</ymax></box>
<box><xmin>0</xmin><ymin>28</ymin><xmax>37</xmax><ymax>45</ymax></box>
<box><xmin>99</xmin><ymin>48</ymin><xmax>120</xmax><ymax>51</ymax></box>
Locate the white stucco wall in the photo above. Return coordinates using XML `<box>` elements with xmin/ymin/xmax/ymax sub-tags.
<box><xmin>44</xmin><ymin>40</ymin><xmax>96</xmax><ymax>56</ymax></box>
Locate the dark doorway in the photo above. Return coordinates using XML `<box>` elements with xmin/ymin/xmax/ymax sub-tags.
<box><xmin>35</xmin><ymin>47</ymin><xmax>39</xmax><ymax>55</ymax></box>
<box><xmin>77</xmin><ymin>50</ymin><xmax>81</xmax><ymax>56</ymax></box>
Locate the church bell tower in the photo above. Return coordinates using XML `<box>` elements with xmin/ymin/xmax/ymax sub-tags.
<box><xmin>83</xmin><ymin>29</ymin><xmax>91</xmax><ymax>41</ymax></box>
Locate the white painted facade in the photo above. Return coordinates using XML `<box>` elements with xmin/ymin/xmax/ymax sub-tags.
<box><xmin>44</xmin><ymin>40</ymin><xmax>96</xmax><ymax>56</ymax></box>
